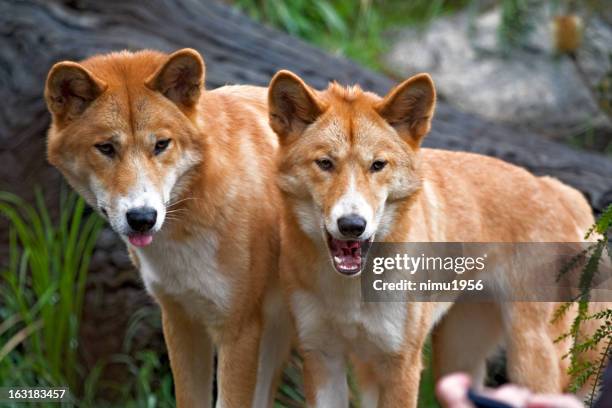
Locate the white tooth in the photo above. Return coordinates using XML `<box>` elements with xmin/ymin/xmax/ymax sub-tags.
<box><xmin>334</xmin><ymin>256</ymin><xmax>342</xmax><ymax>264</ymax></box>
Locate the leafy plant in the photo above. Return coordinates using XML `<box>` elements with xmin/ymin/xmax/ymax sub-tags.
<box><xmin>107</xmin><ymin>351</ymin><xmax>175</xmax><ymax>408</ymax></box>
<box><xmin>114</xmin><ymin>306</ymin><xmax>175</xmax><ymax>408</ymax></box>
<box><xmin>553</xmin><ymin>204</ymin><xmax>612</xmax><ymax>405</ymax></box>
<box><xmin>0</xmin><ymin>189</ymin><xmax>103</xmax><ymax>404</ymax></box>
<box><xmin>234</xmin><ymin>0</ymin><xmax>468</xmax><ymax>70</ymax></box>
<box><xmin>76</xmin><ymin>300</ymin><xmax>176</xmax><ymax>407</ymax></box>
<box><xmin>0</xmin><ymin>189</ymin><xmax>178</xmax><ymax>407</ymax></box>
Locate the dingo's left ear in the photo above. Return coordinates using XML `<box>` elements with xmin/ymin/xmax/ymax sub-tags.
<box><xmin>45</xmin><ymin>61</ymin><xmax>107</xmax><ymax>121</ymax></box>
<box><xmin>375</xmin><ymin>73</ymin><xmax>436</xmax><ymax>146</ymax></box>
<box><xmin>268</xmin><ymin>70</ymin><xmax>326</xmax><ymax>138</ymax></box>
<box><xmin>146</xmin><ymin>48</ymin><xmax>205</xmax><ymax>108</ymax></box>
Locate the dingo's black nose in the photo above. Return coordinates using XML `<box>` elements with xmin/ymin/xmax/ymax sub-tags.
<box><xmin>337</xmin><ymin>214</ymin><xmax>366</xmax><ymax>238</ymax></box>
<box><xmin>126</xmin><ymin>207</ymin><xmax>157</xmax><ymax>232</ymax></box>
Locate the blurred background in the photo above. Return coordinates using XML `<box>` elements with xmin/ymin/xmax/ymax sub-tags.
<box><xmin>236</xmin><ymin>0</ymin><xmax>612</xmax><ymax>153</ymax></box>
<box><xmin>0</xmin><ymin>0</ymin><xmax>610</xmax><ymax>406</ymax></box>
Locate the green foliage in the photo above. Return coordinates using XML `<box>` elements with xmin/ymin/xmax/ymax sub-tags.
<box><xmin>0</xmin><ymin>189</ymin><xmax>180</xmax><ymax>406</ymax></box>
<box><xmin>104</xmin><ymin>351</ymin><xmax>175</xmax><ymax>408</ymax></box>
<box><xmin>554</xmin><ymin>204</ymin><xmax>612</xmax><ymax>405</ymax></box>
<box><xmin>418</xmin><ymin>341</ymin><xmax>441</xmax><ymax>408</ymax></box>
<box><xmin>591</xmin><ymin>204</ymin><xmax>612</xmax><ymax>236</ymax></box>
<box><xmin>275</xmin><ymin>354</ymin><xmax>305</xmax><ymax>407</ymax></box>
<box><xmin>78</xmin><ymin>350</ymin><xmax>175</xmax><ymax>408</ymax></box>
<box><xmin>0</xmin><ymin>189</ymin><xmax>103</xmax><ymax>405</ymax></box>
<box><xmin>80</xmin><ymin>303</ymin><xmax>175</xmax><ymax>407</ymax></box>
<box><xmin>234</xmin><ymin>0</ymin><xmax>384</xmax><ymax>70</ymax></box>
<box><xmin>114</xmin><ymin>306</ymin><xmax>175</xmax><ymax>408</ymax></box>
<box><xmin>234</xmin><ymin>0</ymin><xmax>468</xmax><ymax>70</ymax></box>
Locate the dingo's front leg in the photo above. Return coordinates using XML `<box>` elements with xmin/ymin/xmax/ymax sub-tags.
<box><xmin>302</xmin><ymin>348</ymin><xmax>348</xmax><ymax>408</ymax></box>
<box><xmin>352</xmin><ymin>358</ymin><xmax>379</xmax><ymax>408</ymax></box>
<box><xmin>216</xmin><ymin>317</ymin><xmax>262</xmax><ymax>408</ymax></box>
<box><xmin>158</xmin><ymin>294</ymin><xmax>214</xmax><ymax>408</ymax></box>
<box><xmin>253</xmin><ymin>296</ymin><xmax>293</xmax><ymax>408</ymax></box>
<box><xmin>290</xmin><ymin>290</ymin><xmax>348</xmax><ymax>407</ymax></box>
<box><xmin>376</xmin><ymin>347</ymin><xmax>423</xmax><ymax>408</ymax></box>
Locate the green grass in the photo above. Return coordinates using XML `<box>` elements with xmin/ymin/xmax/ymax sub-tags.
<box><xmin>83</xmin><ymin>351</ymin><xmax>175</xmax><ymax>408</ymax></box>
<box><xmin>234</xmin><ymin>0</ymin><xmax>468</xmax><ymax>70</ymax></box>
<box><xmin>419</xmin><ymin>342</ymin><xmax>441</xmax><ymax>408</ymax></box>
<box><xmin>76</xmin><ymin>304</ymin><xmax>176</xmax><ymax>407</ymax></box>
<box><xmin>0</xmin><ymin>189</ymin><xmax>103</xmax><ymax>405</ymax></box>
<box><xmin>0</xmin><ymin>190</ymin><xmax>177</xmax><ymax>407</ymax></box>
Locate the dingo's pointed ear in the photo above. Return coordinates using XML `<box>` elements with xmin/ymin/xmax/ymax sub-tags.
<box><xmin>268</xmin><ymin>70</ymin><xmax>325</xmax><ymax>138</ymax></box>
<box><xmin>45</xmin><ymin>62</ymin><xmax>107</xmax><ymax>121</ymax></box>
<box><xmin>146</xmin><ymin>48</ymin><xmax>205</xmax><ymax>108</ymax></box>
<box><xmin>375</xmin><ymin>74</ymin><xmax>435</xmax><ymax>146</ymax></box>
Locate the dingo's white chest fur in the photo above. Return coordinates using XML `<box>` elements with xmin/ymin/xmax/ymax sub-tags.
<box><xmin>133</xmin><ymin>229</ymin><xmax>231</xmax><ymax>329</ymax></box>
<box><xmin>291</xmin><ymin>260</ymin><xmax>408</xmax><ymax>358</ymax></box>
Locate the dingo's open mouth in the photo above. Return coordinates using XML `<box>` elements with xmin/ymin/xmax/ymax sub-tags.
<box><xmin>325</xmin><ymin>231</ymin><xmax>372</xmax><ymax>276</ymax></box>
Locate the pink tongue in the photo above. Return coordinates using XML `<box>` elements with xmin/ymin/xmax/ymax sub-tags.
<box><xmin>128</xmin><ymin>234</ymin><xmax>153</xmax><ymax>247</ymax></box>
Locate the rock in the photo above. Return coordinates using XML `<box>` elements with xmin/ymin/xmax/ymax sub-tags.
<box><xmin>384</xmin><ymin>7</ymin><xmax>612</xmax><ymax>142</ymax></box>
<box><xmin>88</xmin><ymin>250</ymin><xmax>109</xmax><ymax>273</ymax></box>
<box><xmin>110</xmin><ymin>248</ymin><xmax>132</xmax><ymax>270</ymax></box>
<box><xmin>96</xmin><ymin>228</ymin><xmax>119</xmax><ymax>251</ymax></box>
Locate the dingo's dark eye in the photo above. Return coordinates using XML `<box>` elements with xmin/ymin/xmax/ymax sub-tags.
<box><xmin>315</xmin><ymin>158</ymin><xmax>334</xmax><ymax>172</ymax></box>
<box><xmin>154</xmin><ymin>139</ymin><xmax>171</xmax><ymax>155</ymax></box>
<box><xmin>370</xmin><ymin>160</ymin><xmax>387</xmax><ymax>172</ymax></box>
<box><xmin>95</xmin><ymin>143</ymin><xmax>115</xmax><ymax>157</ymax></box>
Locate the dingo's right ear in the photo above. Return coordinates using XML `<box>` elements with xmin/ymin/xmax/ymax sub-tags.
<box><xmin>45</xmin><ymin>62</ymin><xmax>107</xmax><ymax>121</ymax></box>
<box><xmin>268</xmin><ymin>70</ymin><xmax>325</xmax><ymax>138</ymax></box>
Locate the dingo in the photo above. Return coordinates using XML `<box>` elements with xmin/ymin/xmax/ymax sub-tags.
<box><xmin>45</xmin><ymin>49</ymin><xmax>291</xmax><ymax>408</ymax></box>
<box><xmin>268</xmin><ymin>70</ymin><xmax>596</xmax><ymax>407</ymax></box>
